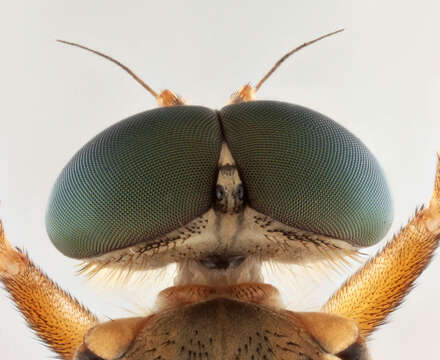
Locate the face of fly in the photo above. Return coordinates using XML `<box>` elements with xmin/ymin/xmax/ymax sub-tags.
<box><xmin>1</xmin><ymin>28</ymin><xmax>439</xmax><ymax>360</ymax></box>
<box><xmin>48</xmin><ymin>30</ymin><xmax>393</xmax><ymax>292</ymax></box>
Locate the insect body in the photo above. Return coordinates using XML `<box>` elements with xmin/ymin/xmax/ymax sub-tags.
<box><xmin>0</xmin><ymin>30</ymin><xmax>439</xmax><ymax>360</ymax></box>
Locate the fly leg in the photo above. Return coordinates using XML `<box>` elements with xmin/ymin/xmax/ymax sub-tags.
<box><xmin>0</xmin><ymin>221</ymin><xmax>98</xmax><ymax>360</ymax></box>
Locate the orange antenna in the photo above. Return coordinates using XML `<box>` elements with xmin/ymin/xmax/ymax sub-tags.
<box><xmin>56</xmin><ymin>40</ymin><xmax>185</xmax><ymax>106</ymax></box>
<box><xmin>229</xmin><ymin>29</ymin><xmax>344</xmax><ymax>104</ymax></box>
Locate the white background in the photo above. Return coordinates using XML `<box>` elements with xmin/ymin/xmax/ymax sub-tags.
<box><xmin>1</xmin><ymin>1</ymin><xmax>440</xmax><ymax>358</ymax></box>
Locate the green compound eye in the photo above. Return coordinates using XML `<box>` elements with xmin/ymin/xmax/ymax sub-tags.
<box><xmin>46</xmin><ymin>100</ymin><xmax>393</xmax><ymax>260</ymax></box>
<box><xmin>46</xmin><ymin>106</ymin><xmax>222</xmax><ymax>258</ymax></box>
<box><xmin>220</xmin><ymin>100</ymin><xmax>393</xmax><ymax>247</ymax></box>
<box><xmin>48</xmin><ymin>32</ymin><xmax>392</xmax><ymax>263</ymax></box>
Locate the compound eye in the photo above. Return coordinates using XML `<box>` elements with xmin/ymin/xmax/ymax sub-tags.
<box><xmin>220</xmin><ymin>100</ymin><xmax>393</xmax><ymax>247</ymax></box>
<box><xmin>46</xmin><ymin>106</ymin><xmax>222</xmax><ymax>259</ymax></box>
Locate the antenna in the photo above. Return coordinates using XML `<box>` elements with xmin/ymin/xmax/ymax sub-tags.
<box><xmin>56</xmin><ymin>40</ymin><xmax>185</xmax><ymax>106</ymax></box>
<box><xmin>230</xmin><ymin>29</ymin><xmax>345</xmax><ymax>104</ymax></box>
<box><xmin>255</xmin><ymin>28</ymin><xmax>344</xmax><ymax>91</ymax></box>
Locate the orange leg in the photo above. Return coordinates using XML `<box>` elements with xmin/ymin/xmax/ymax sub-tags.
<box><xmin>0</xmin><ymin>222</ymin><xmax>98</xmax><ymax>360</ymax></box>
<box><xmin>322</xmin><ymin>154</ymin><xmax>440</xmax><ymax>339</ymax></box>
